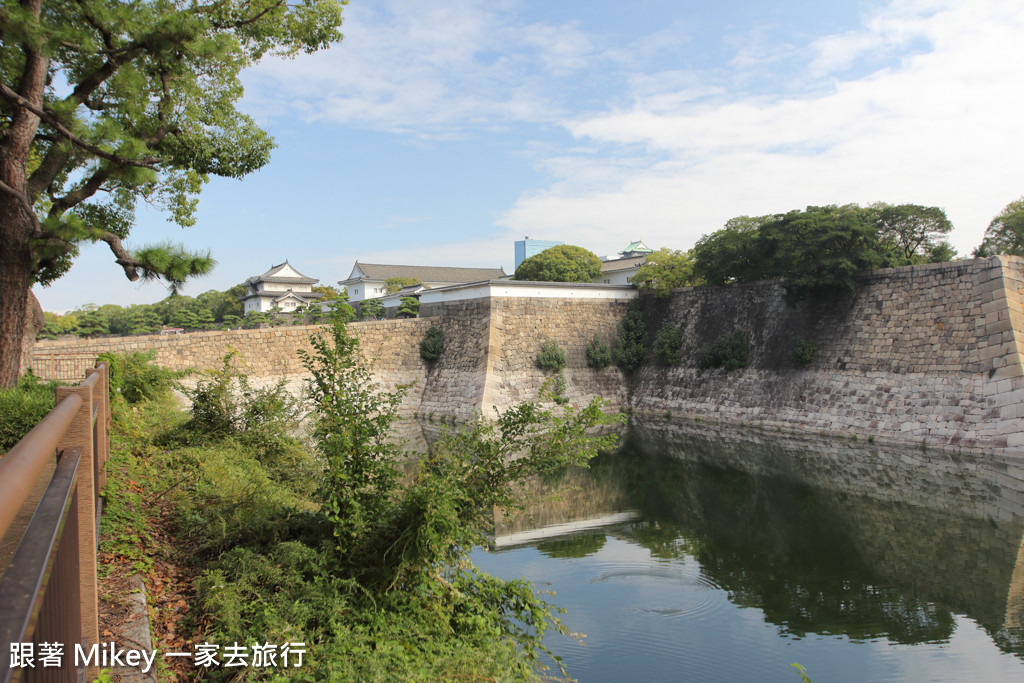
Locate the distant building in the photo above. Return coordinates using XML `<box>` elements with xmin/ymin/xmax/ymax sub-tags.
<box><xmin>514</xmin><ymin>238</ymin><xmax>564</xmax><ymax>270</ymax></box>
<box><xmin>239</xmin><ymin>261</ymin><xmax>323</xmax><ymax>314</ymax></box>
<box><xmin>594</xmin><ymin>241</ymin><xmax>654</xmax><ymax>286</ymax></box>
<box><xmin>618</xmin><ymin>240</ymin><xmax>653</xmax><ymax>258</ymax></box>
<box><xmin>339</xmin><ymin>262</ymin><xmax>507</xmax><ymax>303</ymax></box>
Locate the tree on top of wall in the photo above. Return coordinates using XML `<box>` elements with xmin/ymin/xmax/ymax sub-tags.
<box><xmin>513</xmin><ymin>245</ymin><xmax>602</xmax><ymax>283</ymax></box>
<box><xmin>976</xmin><ymin>197</ymin><xmax>1024</xmax><ymax>257</ymax></box>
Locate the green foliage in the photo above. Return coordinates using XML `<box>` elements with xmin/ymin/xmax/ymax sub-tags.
<box><xmin>694</xmin><ymin>204</ymin><xmax>957</xmax><ymax>303</ymax></box>
<box><xmin>693</xmin><ymin>215</ymin><xmax>769</xmax><ymax>285</ymax></box>
<box><xmin>419</xmin><ymin>325</ymin><xmax>445</xmax><ymax>362</ymax></box>
<box><xmin>396</xmin><ymin>296</ymin><xmax>421</xmax><ymax>318</ymax></box>
<box><xmin>359</xmin><ymin>298</ymin><xmax>385</xmax><ymax>320</ymax></box>
<box><xmin>513</xmin><ymin>244</ymin><xmax>602</xmax><ymax>282</ymax></box>
<box><xmin>794</xmin><ymin>339</ymin><xmax>817</xmax><ymax>366</ymax></box>
<box><xmin>325</xmin><ymin>298</ymin><xmax>356</xmax><ymax>324</ymax></box>
<box><xmin>536</xmin><ymin>340</ymin><xmax>568</xmax><ymax>372</ymax></box>
<box><xmin>384</xmin><ymin>276</ymin><xmax>422</xmax><ymax>294</ymax></box>
<box><xmin>790</xmin><ymin>663</ymin><xmax>813</xmax><ymax>683</ymax></box>
<box><xmin>312</xmin><ymin>284</ymin><xmax>344</xmax><ymax>301</ymax></box>
<box><xmin>977</xmin><ymin>196</ymin><xmax>1024</xmax><ymax>257</ymax></box>
<box><xmin>0</xmin><ymin>372</ymin><xmax>59</xmax><ymax>451</ymax></box>
<box><xmin>586</xmin><ymin>334</ymin><xmax>612</xmax><ymax>369</ymax></box>
<box><xmin>874</xmin><ymin>203</ymin><xmax>955</xmax><ymax>265</ymax></box>
<box><xmin>614</xmin><ymin>301</ymin><xmax>648</xmax><ymax>371</ymax></box>
<box><xmin>0</xmin><ymin>0</ymin><xmax>346</xmax><ymax>384</ymax></box>
<box><xmin>759</xmin><ymin>205</ymin><xmax>885</xmax><ymax>303</ymax></box>
<box><xmin>97</xmin><ymin>351</ymin><xmax>185</xmax><ymax>404</ymax></box>
<box><xmin>633</xmin><ymin>248</ymin><xmax>699</xmax><ymax>296</ymax></box>
<box><xmin>653</xmin><ymin>321</ymin><xmax>683</xmax><ymax>366</ymax></box>
<box><xmin>164</xmin><ymin>350</ymin><xmax>302</xmax><ymax>466</ymax></box>
<box><xmin>700</xmin><ymin>331</ymin><xmax>749</xmax><ymax>371</ymax></box>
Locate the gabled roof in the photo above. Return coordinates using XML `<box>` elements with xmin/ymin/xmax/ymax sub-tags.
<box><xmin>247</xmin><ymin>260</ymin><xmax>318</xmax><ymax>286</ymax></box>
<box><xmin>620</xmin><ymin>240</ymin><xmax>653</xmax><ymax>255</ymax></box>
<box><xmin>341</xmin><ymin>262</ymin><xmax>506</xmax><ymax>284</ymax></box>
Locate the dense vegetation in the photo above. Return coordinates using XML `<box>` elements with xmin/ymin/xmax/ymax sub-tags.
<box><xmin>38</xmin><ymin>284</ymin><xmax>347</xmax><ymax>339</ymax></box>
<box><xmin>976</xmin><ymin>196</ymin><xmax>1024</xmax><ymax>257</ymax></box>
<box><xmin>95</xmin><ymin>323</ymin><xmax>619</xmax><ymax>681</ymax></box>
<box><xmin>0</xmin><ymin>372</ymin><xmax>61</xmax><ymax>451</ymax></box>
<box><xmin>513</xmin><ymin>245</ymin><xmax>603</xmax><ymax>283</ymax></box>
<box><xmin>690</xmin><ymin>203</ymin><xmax>958</xmax><ymax>302</ymax></box>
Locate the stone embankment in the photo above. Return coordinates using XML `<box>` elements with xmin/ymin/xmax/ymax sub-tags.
<box><xmin>632</xmin><ymin>256</ymin><xmax>1024</xmax><ymax>452</ymax></box>
<box><xmin>26</xmin><ymin>257</ymin><xmax>1024</xmax><ymax>454</ymax></box>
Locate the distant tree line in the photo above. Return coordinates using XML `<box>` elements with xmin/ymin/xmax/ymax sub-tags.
<box><xmin>38</xmin><ymin>284</ymin><xmax>349</xmax><ymax>339</ymax></box>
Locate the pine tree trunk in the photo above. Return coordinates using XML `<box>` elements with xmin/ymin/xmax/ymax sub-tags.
<box><xmin>0</xmin><ymin>213</ymin><xmax>32</xmax><ymax>388</ymax></box>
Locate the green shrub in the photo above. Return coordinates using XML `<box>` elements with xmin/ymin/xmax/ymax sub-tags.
<box><xmin>614</xmin><ymin>301</ymin><xmax>648</xmax><ymax>371</ymax></box>
<box><xmin>419</xmin><ymin>325</ymin><xmax>444</xmax><ymax>362</ymax></box>
<box><xmin>653</xmin><ymin>320</ymin><xmax>683</xmax><ymax>366</ymax></box>
<box><xmin>536</xmin><ymin>340</ymin><xmax>567</xmax><ymax>372</ymax></box>
<box><xmin>586</xmin><ymin>334</ymin><xmax>612</xmax><ymax>369</ymax></box>
<box><xmin>163</xmin><ymin>350</ymin><xmax>303</xmax><ymax>462</ymax></box>
<box><xmin>699</xmin><ymin>331</ymin><xmax>749</xmax><ymax>371</ymax></box>
<box><xmin>98</xmin><ymin>350</ymin><xmax>185</xmax><ymax>404</ymax></box>
<box><xmin>0</xmin><ymin>372</ymin><xmax>59</xmax><ymax>451</ymax></box>
<box><xmin>794</xmin><ymin>339</ymin><xmax>816</xmax><ymax>366</ymax></box>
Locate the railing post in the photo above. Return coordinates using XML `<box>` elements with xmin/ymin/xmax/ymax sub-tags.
<box><xmin>54</xmin><ymin>381</ymin><xmax>99</xmax><ymax>681</ymax></box>
<box><xmin>85</xmin><ymin>364</ymin><xmax>109</xmax><ymax>494</ymax></box>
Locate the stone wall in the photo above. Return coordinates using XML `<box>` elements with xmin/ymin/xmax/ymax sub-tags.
<box><xmin>30</xmin><ymin>319</ymin><xmax>433</xmax><ymax>415</ymax></box>
<box><xmin>481</xmin><ymin>297</ymin><xmax>631</xmax><ymax>414</ymax></box>
<box><xmin>26</xmin><ymin>257</ymin><xmax>1024</xmax><ymax>453</ymax></box>
<box><xmin>631</xmin><ymin>256</ymin><xmax>1024</xmax><ymax>452</ymax></box>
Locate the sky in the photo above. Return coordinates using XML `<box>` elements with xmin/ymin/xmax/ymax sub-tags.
<box><xmin>33</xmin><ymin>0</ymin><xmax>1024</xmax><ymax>312</ymax></box>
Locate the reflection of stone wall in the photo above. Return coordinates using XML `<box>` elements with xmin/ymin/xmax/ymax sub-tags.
<box><xmin>492</xmin><ymin>466</ymin><xmax>633</xmax><ymax>537</ymax></box>
<box><xmin>632</xmin><ymin>256</ymin><xmax>1024</xmax><ymax>453</ymax></box>
<box><xmin>617</xmin><ymin>424</ymin><xmax>1024</xmax><ymax>634</ymax></box>
<box><xmin>629</xmin><ymin>419</ymin><xmax>1024</xmax><ymax>524</ymax></box>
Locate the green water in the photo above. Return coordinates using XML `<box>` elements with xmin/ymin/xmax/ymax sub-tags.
<box><xmin>470</xmin><ymin>420</ymin><xmax>1024</xmax><ymax>682</ymax></box>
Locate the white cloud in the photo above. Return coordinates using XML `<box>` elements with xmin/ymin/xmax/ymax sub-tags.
<box><xmin>499</xmin><ymin>0</ymin><xmax>1024</xmax><ymax>256</ymax></box>
<box><xmin>243</xmin><ymin>0</ymin><xmax>604</xmax><ymax>134</ymax></box>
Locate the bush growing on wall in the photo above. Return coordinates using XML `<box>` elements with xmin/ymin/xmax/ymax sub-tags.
<box><xmin>653</xmin><ymin>321</ymin><xmax>683</xmax><ymax>366</ymax></box>
<box><xmin>614</xmin><ymin>301</ymin><xmax>648</xmax><ymax>371</ymax></box>
<box><xmin>536</xmin><ymin>340</ymin><xmax>567</xmax><ymax>372</ymax></box>
<box><xmin>794</xmin><ymin>339</ymin><xmax>816</xmax><ymax>366</ymax></box>
<box><xmin>420</xmin><ymin>325</ymin><xmax>445</xmax><ymax>362</ymax></box>
<box><xmin>586</xmin><ymin>334</ymin><xmax>612</xmax><ymax>369</ymax></box>
<box><xmin>699</xmin><ymin>331</ymin><xmax>749</xmax><ymax>371</ymax></box>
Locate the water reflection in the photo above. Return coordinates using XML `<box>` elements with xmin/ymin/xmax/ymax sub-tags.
<box><xmin>474</xmin><ymin>418</ymin><xmax>1024</xmax><ymax>680</ymax></box>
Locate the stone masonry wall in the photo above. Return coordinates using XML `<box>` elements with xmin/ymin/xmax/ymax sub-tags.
<box><xmin>26</xmin><ymin>257</ymin><xmax>1024</xmax><ymax>453</ymax></box>
<box><xmin>631</xmin><ymin>256</ymin><xmax>1024</xmax><ymax>452</ymax></box>
<box><xmin>481</xmin><ymin>297</ymin><xmax>631</xmax><ymax>414</ymax></box>
<box><xmin>30</xmin><ymin>319</ymin><xmax>433</xmax><ymax>415</ymax></box>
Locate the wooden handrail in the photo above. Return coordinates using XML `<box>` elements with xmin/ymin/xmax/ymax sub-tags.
<box><xmin>0</xmin><ymin>393</ymin><xmax>82</xmax><ymax>537</ymax></box>
<box><xmin>0</xmin><ymin>361</ymin><xmax>109</xmax><ymax>682</ymax></box>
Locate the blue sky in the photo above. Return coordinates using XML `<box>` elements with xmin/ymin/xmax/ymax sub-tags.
<box><xmin>34</xmin><ymin>0</ymin><xmax>1024</xmax><ymax>312</ymax></box>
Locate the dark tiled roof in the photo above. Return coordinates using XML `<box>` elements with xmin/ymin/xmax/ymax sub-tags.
<box><xmin>237</xmin><ymin>289</ymin><xmax>323</xmax><ymax>303</ymax></box>
<box><xmin>247</xmin><ymin>260</ymin><xmax>318</xmax><ymax>286</ymax></box>
<box><xmin>346</xmin><ymin>263</ymin><xmax>506</xmax><ymax>283</ymax></box>
<box><xmin>601</xmin><ymin>255</ymin><xmax>646</xmax><ymax>272</ymax></box>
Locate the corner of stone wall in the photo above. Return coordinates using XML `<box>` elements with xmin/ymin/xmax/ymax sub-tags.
<box><xmin>977</xmin><ymin>256</ymin><xmax>1024</xmax><ymax>448</ymax></box>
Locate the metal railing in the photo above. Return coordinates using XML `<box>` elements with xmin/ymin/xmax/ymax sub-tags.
<box><xmin>0</xmin><ymin>363</ymin><xmax>109</xmax><ymax>683</ymax></box>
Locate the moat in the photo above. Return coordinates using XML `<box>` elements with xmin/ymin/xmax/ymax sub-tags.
<box><xmin>463</xmin><ymin>420</ymin><xmax>1024</xmax><ymax>682</ymax></box>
